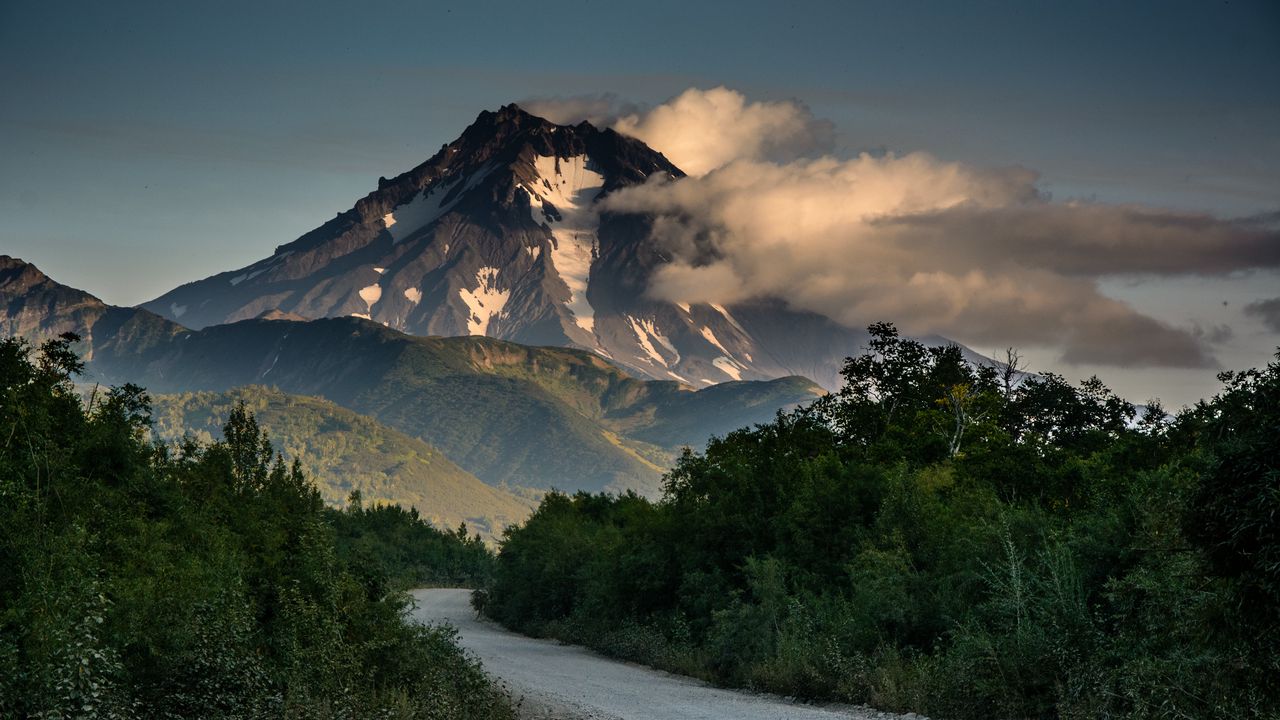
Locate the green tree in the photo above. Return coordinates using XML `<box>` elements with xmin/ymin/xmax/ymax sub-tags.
<box><xmin>0</xmin><ymin>334</ymin><xmax>514</xmax><ymax>719</ymax></box>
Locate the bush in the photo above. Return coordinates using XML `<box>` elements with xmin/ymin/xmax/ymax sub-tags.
<box><xmin>483</xmin><ymin>326</ymin><xmax>1280</xmax><ymax>719</ymax></box>
<box><xmin>0</xmin><ymin>334</ymin><xmax>513</xmax><ymax>719</ymax></box>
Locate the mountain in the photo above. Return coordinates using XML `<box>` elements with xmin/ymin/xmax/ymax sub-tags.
<box><xmin>98</xmin><ymin>314</ymin><xmax>824</xmax><ymax>493</ymax></box>
<box><xmin>2</xmin><ymin>258</ymin><xmax>824</xmax><ymax>494</ymax></box>
<box><xmin>149</xmin><ymin>387</ymin><xmax>534</xmax><ymax>541</ymax></box>
<box><xmin>0</xmin><ymin>255</ymin><xmax>183</xmax><ymax>363</ymax></box>
<box><xmin>143</xmin><ymin>105</ymin><xmax>870</xmax><ymax>390</ymax></box>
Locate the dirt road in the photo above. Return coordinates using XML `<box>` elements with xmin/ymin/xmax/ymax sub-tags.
<box><xmin>411</xmin><ymin>588</ymin><xmax>904</xmax><ymax>720</ymax></box>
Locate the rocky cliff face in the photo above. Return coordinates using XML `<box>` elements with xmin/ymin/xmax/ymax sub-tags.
<box><xmin>143</xmin><ymin>105</ymin><xmax>870</xmax><ymax>389</ymax></box>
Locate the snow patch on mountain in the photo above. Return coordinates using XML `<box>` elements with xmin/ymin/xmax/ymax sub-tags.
<box><xmin>628</xmin><ymin>316</ymin><xmax>667</xmax><ymax>367</ymax></box>
<box><xmin>459</xmin><ymin>267</ymin><xmax>509</xmax><ymax>336</ymax></box>
<box><xmin>522</xmin><ymin>154</ymin><xmax>604</xmax><ymax>334</ymax></box>
<box><xmin>713</xmin><ymin>356</ymin><xmax>744</xmax><ymax>381</ymax></box>
<box><xmin>403</xmin><ymin>287</ymin><xmax>422</xmax><ymax>304</ymax></box>
<box><xmin>170</xmin><ymin>303</ymin><xmax>187</xmax><ymax>319</ymax></box>
<box><xmin>359</xmin><ymin>284</ymin><xmax>382</xmax><ymax>311</ymax></box>
<box><xmin>230</xmin><ymin>266</ymin><xmax>269</xmax><ymax>286</ymax></box>
<box><xmin>699</xmin><ymin>326</ymin><xmax>731</xmax><ymax>355</ymax></box>
<box><xmin>384</xmin><ymin>182</ymin><xmax>455</xmax><ymax>243</ymax></box>
<box><xmin>262</xmin><ymin>352</ymin><xmax>280</xmax><ymax>377</ymax></box>
<box><xmin>711</xmin><ymin>303</ymin><xmax>747</xmax><ymax>335</ymax></box>
<box><xmin>229</xmin><ymin>251</ymin><xmax>293</xmax><ymax>287</ymax></box>
<box><xmin>640</xmin><ymin>317</ymin><xmax>679</xmax><ymax>361</ymax></box>
<box><xmin>384</xmin><ymin>166</ymin><xmax>497</xmax><ymax>245</ymax></box>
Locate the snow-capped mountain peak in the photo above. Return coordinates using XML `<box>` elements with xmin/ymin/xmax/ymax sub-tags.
<box><xmin>143</xmin><ymin>105</ymin><xmax>870</xmax><ymax>389</ymax></box>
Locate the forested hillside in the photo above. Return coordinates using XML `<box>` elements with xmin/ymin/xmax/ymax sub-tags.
<box><xmin>0</xmin><ymin>333</ymin><xmax>512</xmax><ymax>718</ymax></box>
<box><xmin>485</xmin><ymin>323</ymin><xmax>1279</xmax><ymax>719</ymax></box>
<box><xmin>2</xmin><ymin>257</ymin><xmax>826</xmax><ymax>497</ymax></box>
<box><xmin>150</xmin><ymin>386</ymin><xmax>536</xmax><ymax>541</ymax></box>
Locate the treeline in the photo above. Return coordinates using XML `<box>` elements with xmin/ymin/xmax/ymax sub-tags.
<box><xmin>328</xmin><ymin>497</ymin><xmax>495</xmax><ymax>591</ymax></box>
<box><xmin>0</xmin><ymin>334</ymin><xmax>511</xmax><ymax>719</ymax></box>
<box><xmin>485</xmin><ymin>323</ymin><xmax>1278</xmax><ymax>719</ymax></box>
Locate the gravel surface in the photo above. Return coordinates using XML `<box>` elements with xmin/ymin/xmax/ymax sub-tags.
<box><xmin>411</xmin><ymin>588</ymin><xmax>911</xmax><ymax>720</ymax></box>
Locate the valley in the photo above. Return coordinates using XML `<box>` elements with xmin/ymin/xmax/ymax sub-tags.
<box><xmin>4</xmin><ymin>70</ymin><xmax>1274</xmax><ymax>720</ymax></box>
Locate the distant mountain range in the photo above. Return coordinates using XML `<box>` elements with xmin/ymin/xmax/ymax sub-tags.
<box><xmin>143</xmin><ymin>105</ymin><xmax>871</xmax><ymax>390</ymax></box>
<box><xmin>2</xmin><ymin>256</ymin><xmax>823</xmax><ymax>497</ymax></box>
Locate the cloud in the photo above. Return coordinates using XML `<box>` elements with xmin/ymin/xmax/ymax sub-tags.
<box><xmin>524</xmin><ymin>86</ymin><xmax>1278</xmax><ymax>369</ymax></box>
<box><xmin>1190</xmin><ymin>323</ymin><xmax>1235</xmax><ymax>345</ymax></box>
<box><xmin>523</xmin><ymin>87</ymin><xmax>834</xmax><ymax>175</ymax></box>
<box><xmin>1244</xmin><ymin>297</ymin><xmax>1280</xmax><ymax>333</ymax></box>
<box><xmin>602</xmin><ymin>147</ymin><xmax>1280</xmax><ymax>368</ymax></box>
<box><xmin>612</xmin><ymin>87</ymin><xmax>834</xmax><ymax>175</ymax></box>
<box><xmin>882</xmin><ymin>205</ymin><xmax>1280</xmax><ymax>277</ymax></box>
<box><xmin>518</xmin><ymin>93</ymin><xmax>641</xmax><ymax>127</ymax></box>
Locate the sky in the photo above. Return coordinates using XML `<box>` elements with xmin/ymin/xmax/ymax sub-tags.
<box><xmin>2</xmin><ymin>0</ymin><xmax>1278</xmax><ymax>406</ymax></box>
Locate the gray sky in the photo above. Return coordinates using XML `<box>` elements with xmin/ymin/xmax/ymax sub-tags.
<box><xmin>2</xmin><ymin>0</ymin><xmax>1277</xmax><ymax>406</ymax></box>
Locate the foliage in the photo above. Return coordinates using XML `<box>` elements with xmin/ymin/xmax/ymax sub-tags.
<box><xmin>0</xmin><ymin>334</ymin><xmax>514</xmax><ymax>719</ymax></box>
<box><xmin>149</xmin><ymin>387</ymin><xmax>535</xmax><ymax>542</ymax></box>
<box><xmin>328</xmin><ymin>496</ymin><xmax>496</xmax><ymax>590</ymax></box>
<box><xmin>486</xmin><ymin>324</ymin><xmax>1280</xmax><ymax>719</ymax></box>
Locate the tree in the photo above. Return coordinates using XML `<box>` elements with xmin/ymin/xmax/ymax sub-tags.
<box><xmin>938</xmin><ymin>382</ymin><xmax>986</xmax><ymax>457</ymax></box>
<box><xmin>1184</xmin><ymin>354</ymin><xmax>1280</xmax><ymax>634</ymax></box>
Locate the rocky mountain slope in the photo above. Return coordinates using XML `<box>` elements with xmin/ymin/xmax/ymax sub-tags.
<box><xmin>3</xmin><ymin>257</ymin><xmax>824</xmax><ymax>494</ymax></box>
<box><xmin>1</xmin><ymin>255</ymin><xmax>183</xmax><ymax>362</ymax></box>
<box><xmin>143</xmin><ymin>105</ymin><xmax>870</xmax><ymax>389</ymax></box>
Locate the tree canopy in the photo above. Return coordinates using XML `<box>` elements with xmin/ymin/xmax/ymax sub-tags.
<box><xmin>0</xmin><ymin>333</ymin><xmax>512</xmax><ymax>719</ymax></box>
<box><xmin>486</xmin><ymin>325</ymin><xmax>1279</xmax><ymax>719</ymax></box>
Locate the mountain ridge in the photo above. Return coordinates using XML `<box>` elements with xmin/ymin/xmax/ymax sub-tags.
<box><xmin>1</xmin><ymin>255</ymin><xmax>184</xmax><ymax>363</ymax></box>
<box><xmin>149</xmin><ymin>386</ymin><xmax>535</xmax><ymax>541</ymax></box>
<box><xmin>3</xmin><ymin>256</ymin><xmax>825</xmax><ymax>494</ymax></box>
<box><xmin>141</xmin><ymin>105</ymin><xmax>873</xmax><ymax>390</ymax></box>
<box><xmin>104</xmin><ymin>313</ymin><xmax>824</xmax><ymax>493</ymax></box>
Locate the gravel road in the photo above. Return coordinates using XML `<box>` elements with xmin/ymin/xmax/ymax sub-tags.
<box><xmin>411</xmin><ymin>588</ymin><xmax>908</xmax><ymax>720</ymax></box>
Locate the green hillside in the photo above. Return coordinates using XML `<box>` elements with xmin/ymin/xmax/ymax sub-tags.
<box><xmin>94</xmin><ymin>317</ymin><xmax>823</xmax><ymax>493</ymax></box>
<box><xmin>150</xmin><ymin>387</ymin><xmax>535</xmax><ymax>540</ymax></box>
<box><xmin>3</xmin><ymin>259</ymin><xmax>826</xmax><ymax>495</ymax></box>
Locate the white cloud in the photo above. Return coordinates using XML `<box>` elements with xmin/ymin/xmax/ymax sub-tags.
<box><xmin>527</xmin><ymin>86</ymin><xmax>1280</xmax><ymax>368</ymax></box>
<box><xmin>518</xmin><ymin>92</ymin><xmax>640</xmax><ymax>127</ymax></box>
<box><xmin>612</xmin><ymin>87</ymin><xmax>833</xmax><ymax>175</ymax></box>
<box><xmin>603</xmin><ymin>150</ymin><xmax>1279</xmax><ymax>368</ymax></box>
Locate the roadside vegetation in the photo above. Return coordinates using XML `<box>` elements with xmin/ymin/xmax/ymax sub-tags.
<box><xmin>485</xmin><ymin>323</ymin><xmax>1279</xmax><ymax>719</ymax></box>
<box><xmin>0</xmin><ymin>334</ymin><xmax>512</xmax><ymax>719</ymax></box>
<box><xmin>329</xmin><ymin>495</ymin><xmax>496</xmax><ymax>590</ymax></box>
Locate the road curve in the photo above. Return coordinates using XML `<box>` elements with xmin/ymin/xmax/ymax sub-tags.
<box><xmin>411</xmin><ymin>588</ymin><xmax>902</xmax><ymax>720</ymax></box>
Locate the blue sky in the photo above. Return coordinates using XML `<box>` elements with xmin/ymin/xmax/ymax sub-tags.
<box><xmin>2</xmin><ymin>0</ymin><xmax>1277</xmax><ymax>404</ymax></box>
